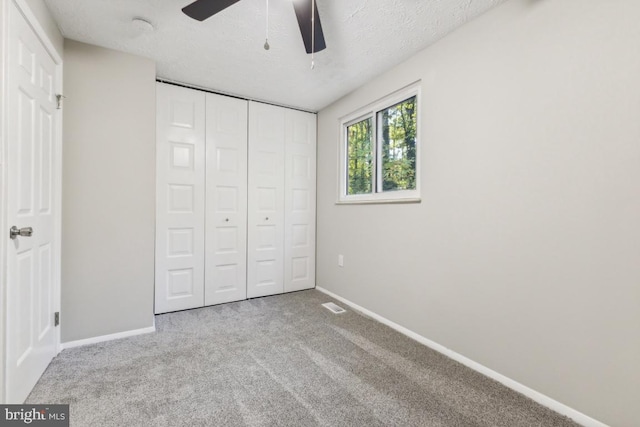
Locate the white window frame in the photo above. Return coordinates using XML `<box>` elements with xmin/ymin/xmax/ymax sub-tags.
<box><xmin>338</xmin><ymin>82</ymin><xmax>421</xmax><ymax>204</ymax></box>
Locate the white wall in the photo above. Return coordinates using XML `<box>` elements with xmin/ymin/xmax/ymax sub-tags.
<box><xmin>316</xmin><ymin>1</ymin><xmax>640</xmax><ymax>426</ymax></box>
<box><xmin>61</xmin><ymin>40</ymin><xmax>156</xmax><ymax>342</ymax></box>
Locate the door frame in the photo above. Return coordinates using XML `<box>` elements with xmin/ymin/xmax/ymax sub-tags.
<box><xmin>0</xmin><ymin>0</ymin><xmax>63</xmax><ymax>403</ymax></box>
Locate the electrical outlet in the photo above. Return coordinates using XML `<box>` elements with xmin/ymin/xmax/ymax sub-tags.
<box><xmin>338</xmin><ymin>254</ymin><xmax>344</xmax><ymax>267</ymax></box>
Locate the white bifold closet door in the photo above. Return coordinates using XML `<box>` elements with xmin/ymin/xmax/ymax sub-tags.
<box><xmin>247</xmin><ymin>102</ymin><xmax>285</xmax><ymax>298</ymax></box>
<box><xmin>205</xmin><ymin>93</ymin><xmax>248</xmax><ymax>305</ymax></box>
<box><xmin>156</xmin><ymin>84</ymin><xmax>316</xmax><ymax>312</ymax></box>
<box><xmin>155</xmin><ymin>84</ymin><xmax>206</xmax><ymax>314</ymax></box>
<box><xmin>284</xmin><ymin>109</ymin><xmax>316</xmax><ymax>292</ymax></box>
<box><xmin>247</xmin><ymin>102</ymin><xmax>316</xmax><ymax>298</ymax></box>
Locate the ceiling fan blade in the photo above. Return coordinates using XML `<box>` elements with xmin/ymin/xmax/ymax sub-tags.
<box><xmin>182</xmin><ymin>0</ymin><xmax>241</xmax><ymax>21</ymax></box>
<box><xmin>292</xmin><ymin>0</ymin><xmax>327</xmax><ymax>54</ymax></box>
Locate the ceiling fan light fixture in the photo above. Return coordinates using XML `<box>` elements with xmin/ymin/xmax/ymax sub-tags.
<box><xmin>181</xmin><ymin>0</ymin><xmax>326</xmax><ymax>54</ymax></box>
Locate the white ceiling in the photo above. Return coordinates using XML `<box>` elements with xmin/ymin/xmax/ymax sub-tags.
<box><xmin>45</xmin><ymin>0</ymin><xmax>507</xmax><ymax>111</ymax></box>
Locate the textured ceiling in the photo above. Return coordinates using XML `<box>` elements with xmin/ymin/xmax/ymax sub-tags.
<box><xmin>45</xmin><ymin>0</ymin><xmax>507</xmax><ymax>111</ymax></box>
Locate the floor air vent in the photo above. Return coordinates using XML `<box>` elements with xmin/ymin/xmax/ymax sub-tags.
<box><xmin>322</xmin><ymin>302</ymin><xmax>346</xmax><ymax>314</ymax></box>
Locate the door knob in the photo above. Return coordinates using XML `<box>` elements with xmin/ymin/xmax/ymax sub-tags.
<box><xmin>10</xmin><ymin>226</ymin><xmax>33</xmax><ymax>240</ymax></box>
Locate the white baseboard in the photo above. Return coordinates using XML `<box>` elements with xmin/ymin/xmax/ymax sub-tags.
<box><xmin>315</xmin><ymin>286</ymin><xmax>608</xmax><ymax>427</ymax></box>
<box><xmin>60</xmin><ymin>324</ymin><xmax>156</xmax><ymax>350</ymax></box>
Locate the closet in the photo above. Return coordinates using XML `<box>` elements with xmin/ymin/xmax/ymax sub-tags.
<box><xmin>154</xmin><ymin>82</ymin><xmax>316</xmax><ymax>314</ymax></box>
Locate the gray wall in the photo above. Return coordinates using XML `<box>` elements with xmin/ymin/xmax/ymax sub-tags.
<box><xmin>316</xmin><ymin>1</ymin><xmax>640</xmax><ymax>426</ymax></box>
<box><xmin>61</xmin><ymin>40</ymin><xmax>156</xmax><ymax>342</ymax></box>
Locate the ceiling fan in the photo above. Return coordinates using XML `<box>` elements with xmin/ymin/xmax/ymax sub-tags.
<box><xmin>182</xmin><ymin>0</ymin><xmax>327</xmax><ymax>54</ymax></box>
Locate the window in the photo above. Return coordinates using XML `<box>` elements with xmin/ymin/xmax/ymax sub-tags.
<box><xmin>339</xmin><ymin>83</ymin><xmax>420</xmax><ymax>203</ymax></box>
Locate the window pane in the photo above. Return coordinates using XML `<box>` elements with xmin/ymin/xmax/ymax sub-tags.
<box><xmin>346</xmin><ymin>118</ymin><xmax>373</xmax><ymax>195</ymax></box>
<box><xmin>379</xmin><ymin>96</ymin><xmax>417</xmax><ymax>191</ymax></box>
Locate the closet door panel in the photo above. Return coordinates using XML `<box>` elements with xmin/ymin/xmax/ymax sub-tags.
<box><xmin>284</xmin><ymin>110</ymin><xmax>317</xmax><ymax>292</ymax></box>
<box><xmin>247</xmin><ymin>102</ymin><xmax>285</xmax><ymax>298</ymax></box>
<box><xmin>205</xmin><ymin>94</ymin><xmax>248</xmax><ymax>305</ymax></box>
<box><xmin>155</xmin><ymin>83</ymin><xmax>206</xmax><ymax>314</ymax></box>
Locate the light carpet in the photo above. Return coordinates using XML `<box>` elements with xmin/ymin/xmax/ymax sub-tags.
<box><xmin>28</xmin><ymin>289</ymin><xmax>580</xmax><ymax>426</ymax></box>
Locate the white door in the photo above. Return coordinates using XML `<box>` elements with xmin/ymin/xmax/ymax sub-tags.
<box><xmin>5</xmin><ymin>1</ymin><xmax>59</xmax><ymax>403</ymax></box>
<box><xmin>284</xmin><ymin>110</ymin><xmax>316</xmax><ymax>292</ymax></box>
<box><xmin>155</xmin><ymin>83</ymin><xmax>206</xmax><ymax>314</ymax></box>
<box><xmin>247</xmin><ymin>102</ymin><xmax>285</xmax><ymax>298</ymax></box>
<box><xmin>204</xmin><ymin>94</ymin><xmax>248</xmax><ymax>305</ymax></box>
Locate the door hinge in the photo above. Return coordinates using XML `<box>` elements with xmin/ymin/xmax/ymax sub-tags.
<box><xmin>54</xmin><ymin>312</ymin><xmax>60</xmax><ymax>327</ymax></box>
<box><xmin>55</xmin><ymin>94</ymin><xmax>65</xmax><ymax>110</ymax></box>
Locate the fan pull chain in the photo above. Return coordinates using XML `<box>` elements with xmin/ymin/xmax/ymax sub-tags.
<box><xmin>311</xmin><ymin>0</ymin><xmax>315</xmax><ymax>68</ymax></box>
<box><xmin>264</xmin><ymin>0</ymin><xmax>270</xmax><ymax>50</ymax></box>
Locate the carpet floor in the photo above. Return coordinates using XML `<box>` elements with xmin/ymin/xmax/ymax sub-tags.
<box><xmin>28</xmin><ymin>289</ymin><xmax>580</xmax><ymax>427</ymax></box>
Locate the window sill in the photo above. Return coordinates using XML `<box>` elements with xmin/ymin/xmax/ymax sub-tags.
<box><xmin>335</xmin><ymin>197</ymin><xmax>421</xmax><ymax>205</ymax></box>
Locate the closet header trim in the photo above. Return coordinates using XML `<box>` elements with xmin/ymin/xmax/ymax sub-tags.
<box><xmin>155</xmin><ymin>78</ymin><xmax>317</xmax><ymax>115</ymax></box>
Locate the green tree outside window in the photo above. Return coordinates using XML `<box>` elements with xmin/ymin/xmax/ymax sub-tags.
<box><xmin>346</xmin><ymin>118</ymin><xmax>373</xmax><ymax>195</ymax></box>
<box><xmin>380</xmin><ymin>96</ymin><xmax>416</xmax><ymax>191</ymax></box>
